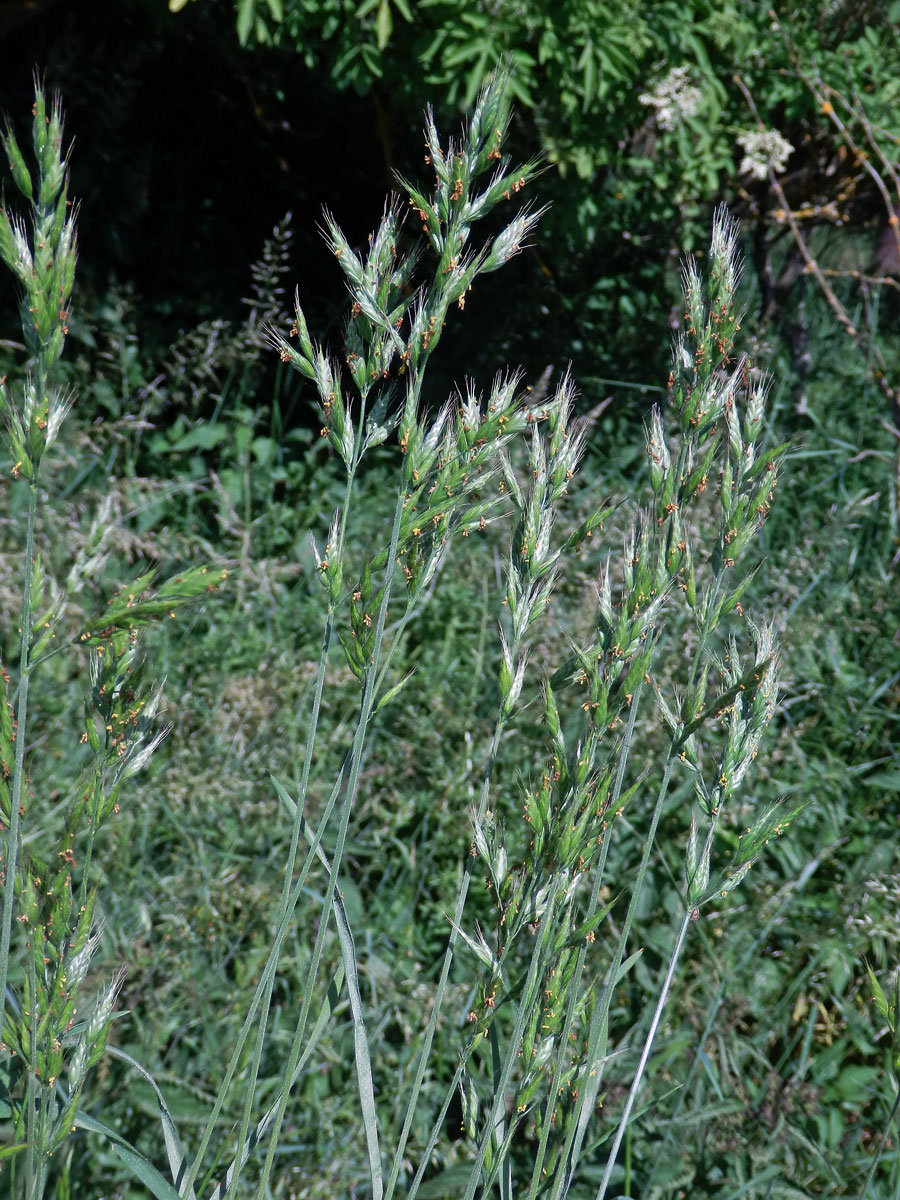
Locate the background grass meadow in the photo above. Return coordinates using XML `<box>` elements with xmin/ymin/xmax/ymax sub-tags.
<box><xmin>1</xmin><ymin>1</ymin><xmax>900</xmax><ymax>1196</ymax></box>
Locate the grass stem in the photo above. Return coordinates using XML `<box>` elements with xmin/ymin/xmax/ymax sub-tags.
<box><xmin>0</xmin><ymin>479</ymin><xmax>38</xmax><ymax>1032</ymax></box>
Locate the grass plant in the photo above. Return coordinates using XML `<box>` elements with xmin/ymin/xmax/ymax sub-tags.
<box><xmin>4</xmin><ymin>68</ymin><xmax>893</xmax><ymax>1200</ymax></box>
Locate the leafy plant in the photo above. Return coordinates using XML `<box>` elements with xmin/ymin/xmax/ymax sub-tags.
<box><xmin>0</xmin><ymin>67</ymin><xmax>800</xmax><ymax>1200</ymax></box>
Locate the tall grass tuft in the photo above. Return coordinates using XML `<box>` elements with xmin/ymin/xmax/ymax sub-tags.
<box><xmin>0</xmin><ymin>81</ymin><xmax>222</xmax><ymax>1199</ymax></box>
<box><xmin>0</xmin><ymin>70</ymin><xmax>799</xmax><ymax>1199</ymax></box>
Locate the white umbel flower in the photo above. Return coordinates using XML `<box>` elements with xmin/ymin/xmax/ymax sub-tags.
<box><xmin>737</xmin><ymin>129</ymin><xmax>794</xmax><ymax>180</ymax></box>
<box><xmin>639</xmin><ymin>66</ymin><xmax>701</xmax><ymax>131</ymax></box>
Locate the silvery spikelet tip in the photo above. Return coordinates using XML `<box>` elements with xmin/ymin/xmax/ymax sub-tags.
<box><xmin>710</xmin><ymin>205</ymin><xmax>741</xmax><ymax>293</ymax></box>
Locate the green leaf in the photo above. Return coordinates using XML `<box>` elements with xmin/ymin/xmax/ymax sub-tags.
<box><xmin>165</xmin><ymin>424</ymin><xmax>229</xmax><ymax>453</ymax></box>
<box><xmin>113</xmin><ymin>1144</ymin><xmax>183</xmax><ymax>1200</ymax></box>
<box><xmin>237</xmin><ymin>0</ymin><xmax>255</xmax><ymax>44</ymax></box>
<box><xmin>864</xmin><ymin>770</ymin><xmax>900</xmax><ymax>791</ymax></box>
<box><xmin>105</xmin><ymin>1046</ymin><xmax>194</xmax><ymax>1197</ymax></box>
<box><xmin>273</xmin><ymin>776</ymin><xmax>382</xmax><ymax>1199</ymax></box>
<box><xmin>376</xmin><ymin>0</ymin><xmax>393</xmax><ymax>49</ymax></box>
<box><xmin>417</xmin><ymin>1166</ymin><xmax>478</xmax><ymax>1199</ymax></box>
<box><xmin>202</xmin><ymin>959</ymin><xmax>345</xmax><ymax>1198</ymax></box>
<box><xmin>615</xmin><ymin>947</ymin><xmax>643</xmax><ymax>986</ymax></box>
<box><xmin>74</xmin><ymin>1110</ymin><xmax>182</xmax><ymax>1200</ymax></box>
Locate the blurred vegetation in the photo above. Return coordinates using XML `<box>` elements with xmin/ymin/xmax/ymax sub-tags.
<box><xmin>0</xmin><ymin>0</ymin><xmax>898</xmax><ymax>1195</ymax></box>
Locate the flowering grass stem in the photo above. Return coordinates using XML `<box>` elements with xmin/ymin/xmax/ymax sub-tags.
<box><xmin>0</xmin><ymin>71</ymin><xmax>798</xmax><ymax>1200</ymax></box>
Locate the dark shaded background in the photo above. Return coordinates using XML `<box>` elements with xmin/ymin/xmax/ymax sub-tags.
<box><xmin>1</xmin><ymin>0</ymin><xmax>563</xmax><ymax>409</ymax></box>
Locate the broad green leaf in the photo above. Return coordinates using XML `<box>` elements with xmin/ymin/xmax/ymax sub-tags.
<box><xmin>165</xmin><ymin>424</ymin><xmax>229</xmax><ymax>453</ymax></box>
<box><xmin>237</xmin><ymin>0</ymin><xmax>255</xmax><ymax>44</ymax></box>
<box><xmin>376</xmin><ymin>0</ymin><xmax>393</xmax><ymax>49</ymax></box>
